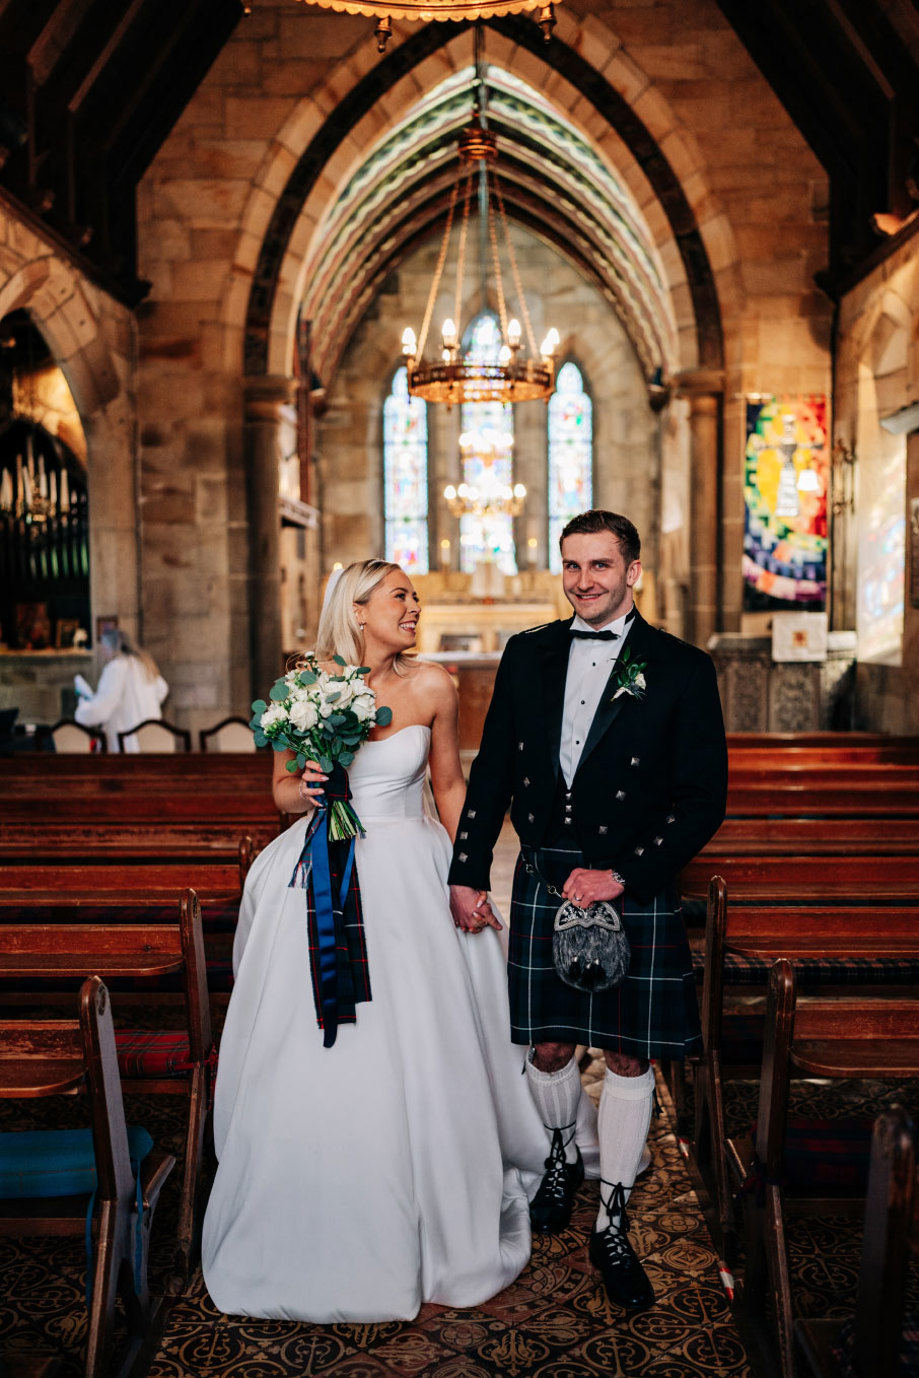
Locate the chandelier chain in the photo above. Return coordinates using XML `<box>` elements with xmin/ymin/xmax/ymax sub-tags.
<box><xmin>492</xmin><ymin>173</ymin><xmax>539</xmax><ymax>358</ymax></box>
<box><xmin>487</xmin><ymin>172</ymin><xmax>510</xmax><ymax>345</ymax></box>
<box><xmin>416</xmin><ymin>175</ymin><xmax>462</xmax><ymax>362</ymax></box>
<box><xmin>454</xmin><ymin>170</ymin><xmax>473</xmax><ymax>344</ymax></box>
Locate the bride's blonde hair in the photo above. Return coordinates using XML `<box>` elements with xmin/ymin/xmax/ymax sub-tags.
<box><xmin>312</xmin><ymin>558</ymin><xmax>413</xmax><ymax>674</ymax></box>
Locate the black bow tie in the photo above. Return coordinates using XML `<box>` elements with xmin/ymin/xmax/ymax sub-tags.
<box><xmin>569</xmin><ymin>629</ymin><xmax>618</xmax><ymax>641</ymax></box>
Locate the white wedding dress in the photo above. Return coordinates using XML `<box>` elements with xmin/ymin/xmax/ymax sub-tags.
<box><xmin>201</xmin><ymin>724</ymin><xmax>552</xmax><ymax>1322</ymax></box>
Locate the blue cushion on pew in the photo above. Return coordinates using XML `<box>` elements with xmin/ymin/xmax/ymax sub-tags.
<box><xmin>0</xmin><ymin>1126</ymin><xmax>153</xmax><ymax>1198</ymax></box>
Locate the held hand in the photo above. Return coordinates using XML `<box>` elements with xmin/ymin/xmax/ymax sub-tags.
<box><xmin>449</xmin><ymin>884</ymin><xmax>503</xmax><ymax>934</ymax></box>
<box><xmin>562</xmin><ymin>867</ymin><xmax>624</xmax><ymax>907</ymax></box>
<box><xmin>297</xmin><ymin>760</ymin><xmax>329</xmax><ymax>808</ymax></box>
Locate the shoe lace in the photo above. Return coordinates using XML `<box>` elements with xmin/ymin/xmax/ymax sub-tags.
<box><xmin>597</xmin><ymin>1180</ymin><xmax>631</xmax><ymax>1255</ymax></box>
<box><xmin>540</xmin><ymin>1125</ymin><xmax>576</xmax><ymax>1198</ymax></box>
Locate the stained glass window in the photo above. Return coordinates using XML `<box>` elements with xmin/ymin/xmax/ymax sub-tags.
<box><xmin>548</xmin><ymin>361</ymin><xmax>593</xmax><ymax>572</ymax></box>
<box><xmin>459</xmin><ymin>315</ymin><xmax>517</xmax><ymax>574</ymax></box>
<box><xmin>383</xmin><ymin>365</ymin><xmax>429</xmax><ymax>572</ymax></box>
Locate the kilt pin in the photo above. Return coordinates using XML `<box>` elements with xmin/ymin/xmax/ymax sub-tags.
<box><xmin>447</xmin><ymin>610</ymin><xmax>728</xmax><ymax>1061</ymax></box>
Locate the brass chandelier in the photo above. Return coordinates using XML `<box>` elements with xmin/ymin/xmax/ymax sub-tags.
<box><xmin>400</xmin><ymin>46</ymin><xmax>559</xmax><ymax>408</ymax></box>
<box><xmin>293</xmin><ymin>1</ymin><xmax>558</xmax><ymax>53</ymax></box>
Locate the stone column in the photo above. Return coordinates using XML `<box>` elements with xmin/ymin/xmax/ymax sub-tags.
<box><xmin>245</xmin><ymin>375</ymin><xmax>296</xmax><ymax>699</ymax></box>
<box><xmin>673</xmin><ymin>369</ymin><xmax>724</xmax><ymax>649</ymax></box>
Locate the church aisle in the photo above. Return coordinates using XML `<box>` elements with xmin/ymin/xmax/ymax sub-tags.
<box><xmin>149</xmin><ymin>1068</ymin><xmax>751</xmax><ymax>1378</ymax></box>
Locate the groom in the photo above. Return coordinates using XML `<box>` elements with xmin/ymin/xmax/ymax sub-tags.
<box><xmin>449</xmin><ymin>509</ymin><xmax>727</xmax><ymax>1312</ymax></box>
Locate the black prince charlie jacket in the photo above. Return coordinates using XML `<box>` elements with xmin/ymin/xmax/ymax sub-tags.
<box><xmin>447</xmin><ymin>610</ymin><xmax>728</xmax><ymax>906</ymax></box>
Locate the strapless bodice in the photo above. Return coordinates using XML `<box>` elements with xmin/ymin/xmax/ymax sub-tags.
<box><xmin>347</xmin><ymin>723</ymin><xmax>431</xmax><ymax>822</ymax></box>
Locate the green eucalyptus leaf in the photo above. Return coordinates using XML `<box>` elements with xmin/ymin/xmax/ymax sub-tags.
<box><xmin>299</xmin><ymin>670</ymin><xmax>318</xmax><ymax>686</ymax></box>
<box><xmin>319</xmin><ymin>755</ymin><xmax>333</xmax><ymax>773</ymax></box>
<box><xmin>339</xmin><ymin>750</ymin><xmax>354</xmax><ymax>766</ymax></box>
<box><xmin>285</xmin><ymin>759</ymin><xmax>299</xmax><ymax>773</ymax></box>
<box><xmin>333</xmin><ymin>654</ymin><xmax>346</xmax><ymax>666</ymax></box>
<box><xmin>251</xmin><ymin>698</ymin><xmax>267</xmax><ymax>714</ymax></box>
<box><xmin>375</xmin><ymin>705</ymin><xmax>393</xmax><ymax>726</ymax></box>
<box><xmin>269</xmin><ymin>682</ymin><xmax>289</xmax><ymax>702</ymax></box>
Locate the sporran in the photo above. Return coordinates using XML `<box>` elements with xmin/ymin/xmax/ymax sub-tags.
<box><xmin>552</xmin><ymin>897</ymin><xmax>631</xmax><ymax>993</ymax></box>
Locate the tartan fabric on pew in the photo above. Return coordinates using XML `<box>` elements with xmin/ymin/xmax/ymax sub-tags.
<box><xmin>114</xmin><ymin>1030</ymin><xmax>217</xmax><ymax>1079</ymax></box>
<box><xmin>692</xmin><ymin>950</ymin><xmax>919</xmax><ymax>986</ymax></box>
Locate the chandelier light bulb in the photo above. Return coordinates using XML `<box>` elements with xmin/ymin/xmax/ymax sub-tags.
<box><xmin>444</xmin><ymin>484</ymin><xmax>457</xmax><ymax>501</ymax></box>
<box><xmin>441</xmin><ymin>318</ymin><xmax>457</xmax><ymax>348</ymax></box>
<box><xmin>507</xmin><ymin>318</ymin><xmax>521</xmax><ymax>347</ymax></box>
<box><xmin>514</xmin><ymin>483</ymin><xmax>527</xmax><ymax>499</ymax></box>
<box><xmin>498</xmin><ymin>345</ymin><xmax>512</xmax><ymax>365</ymax></box>
<box><xmin>401</xmin><ymin>327</ymin><xmax>417</xmax><ymax>357</ymax></box>
<box><xmin>458</xmin><ymin>483</ymin><xmax>470</xmax><ymax>498</ymax></box>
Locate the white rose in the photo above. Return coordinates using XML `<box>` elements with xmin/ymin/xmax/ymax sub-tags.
<box><xmin>352</xmin><ymin>693</ymin><xmax>376</xmax><ymax>722</ymax></box>
<box><xmin>634</xmin><ymin>672</ymin><xmax>647</xmax><ymax>691</ymax></box>
<box><xmin>289</xmin><ymin>698</ymin><xmax>319</xmax><ymax>731</ymax></box>
<box><xmin>318</xmin><ymin>698</ymin><xmax>335</xmax><ymax>718</ymax></box>
<box><xmin>260</xmin><ymin>703</ymin><xmax>288</xmax><ymax>731</ymax></box>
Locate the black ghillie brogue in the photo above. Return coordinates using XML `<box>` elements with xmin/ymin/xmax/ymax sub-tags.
<box><xmin>529</xmin><ymin>1127</ymin><xmax>584</xmax><ymax>1234</ymax></box>
<box><xmin>588</xmin><ymin>1182</ymin><xmax>654</xmax><ymax>1312</ymax></box>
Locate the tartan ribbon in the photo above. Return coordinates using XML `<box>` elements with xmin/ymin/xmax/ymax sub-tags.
<box><xmin>290</xmin><ymin>764</ymin><xmax>370</xmax><ymax>1048</ymax></box>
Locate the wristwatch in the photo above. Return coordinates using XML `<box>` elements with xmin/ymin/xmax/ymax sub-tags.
<box><xmin>609</xmin><ymin>869</ymin><xmax>626</xmax><ymax>888</ymax></box>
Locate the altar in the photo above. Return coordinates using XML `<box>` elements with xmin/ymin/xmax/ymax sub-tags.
<box><xmin>410</xmin><ymin>569</ymin><xmax>565</xmax><ymax>655</ymax></box>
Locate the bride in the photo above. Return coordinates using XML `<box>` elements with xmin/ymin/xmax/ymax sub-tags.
<box><xmin>201</xmin><ymin>558</ymin><xmax>551</xmax><ymax>1322</ymax></box>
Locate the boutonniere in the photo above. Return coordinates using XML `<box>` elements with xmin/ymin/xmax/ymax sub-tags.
<box><xmin>611</xmin><ymin>646</ymin><xmax>648</xmax><ymax>702</ymax></box>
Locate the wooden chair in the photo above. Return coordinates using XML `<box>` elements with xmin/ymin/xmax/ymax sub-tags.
<box><xmin>0</xmin><ymin>890</ymin><xmax>215</xmax><ymax>1280</ymax></box>
<box><xmin>116</xmin><ymin>719</ymin><xmax>191</xmax><ymax>753</ymax></box>
<box><xmin>726</xmin><ymin>960</ymin><xmax>919</xmax><ymax>1378</ymax></box>
<box><xmin>46</xmin><ymin>720</ymin><xmax>106</xmax><ymax>754</ymax></box>
<box><xmin>198</xmin><ymin>716</ymin><xmax>255</xmax><ymax>752</ymax></box>
<box><xmin>795</xmin><ymin>1105</ymin><xmax>917</xmax><ymax>1378</ymax></box>
<box><xmin>0</xmin><ymin>976</ymin><xmax>174</xmax><ymax>1378</ymax></box>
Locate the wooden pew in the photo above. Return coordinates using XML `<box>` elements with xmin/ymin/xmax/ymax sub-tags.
<box><xmin>700</xmin><ymin>816</ymin><xmax>919</xmax><ymax>856</ymax></box>
<box><xmin>679</xmin><ymin>852</ymin><xmax>919</xmax><ymax>904</ymax></box>
<box><xmin>0</xmin><ymin>976</ymin><xmax>175</xmax><ymax>1378</ymax></box>
<box><xmin>726</xmin><ymin>960</ymin><xmax>919</xmax><ymax>1378</ymax></box>
<box><xmin>0</xmin><ymin>891</ymin><xmax>213</xmax><ymax>1281</ymax></box>
<box><xmin>689</xmin><ymin>876</ymin><xmax>919</xmax><ymax>1253</ymax></box>
<box><xmin>795</xmin><ymin>1105</ymin><xmax>917</xmax><ymax>1378</ymax></box>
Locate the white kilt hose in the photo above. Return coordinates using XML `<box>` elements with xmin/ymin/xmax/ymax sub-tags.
<box><xmin>508</xmin><ymin>843</ymin><xmax>702</xmax><ymax>1059</ymax></box>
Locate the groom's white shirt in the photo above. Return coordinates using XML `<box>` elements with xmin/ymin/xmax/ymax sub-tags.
<box><xmin>559</xmin><ymin>608</ymin><xmax>635</xmax><ymax>787</ymax></box>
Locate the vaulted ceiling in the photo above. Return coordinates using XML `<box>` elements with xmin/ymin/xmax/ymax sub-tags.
<box><xmin>0</xmin><ymin>0</ymin><xmax>917</xmax><ymax>307</ymax></box>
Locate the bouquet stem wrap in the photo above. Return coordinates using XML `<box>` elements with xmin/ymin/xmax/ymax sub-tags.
<box><xmin>290</xmin><ymin>765</ymin><xmax>372</xmax><ymax>1048</ymax></box>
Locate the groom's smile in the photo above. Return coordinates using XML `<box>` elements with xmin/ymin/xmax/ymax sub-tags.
<box><xmin>561</xmin><ymin>531</ymin><xmax>642</xmax><ymax>628</ymax></box>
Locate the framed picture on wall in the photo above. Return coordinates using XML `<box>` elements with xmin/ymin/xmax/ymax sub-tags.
<box><xmin>15</xmin><ymin>602</ymin><xmax>51</xmax><ymax>650</ymax></box>
<box><xmin>55</xmin><ymin>618</ymin><xmax>80</xmax><ymax>648</ymax></box>
<box><xmin>95</xmin><ymin>615</ymin><xmax>118</xmax><ymax>640</ymax></box>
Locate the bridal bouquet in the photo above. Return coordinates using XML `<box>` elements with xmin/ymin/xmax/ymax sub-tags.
<box><xmin>250</xmin><ymin>654</ymin><xmax>392</xmax><ymax>840</ymax></box>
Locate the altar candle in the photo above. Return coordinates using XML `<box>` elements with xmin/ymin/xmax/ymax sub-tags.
<box><xmin>38</xmin><ymin>454</ymin><xmax>47</xmax><ymax>499</ymax></box>
<box><xmin>0</xmin><ymin>468</ymin><xmax>12</xmax><ymax>512</ymax></box>
<box><xmin>440</xmin><ymin>538</ymin><xmax>451</xmax><ymax>569</ymax></box>
<box><xmin>15</xmin><ymin>456</ymin><xmax>23</xmax><ymax>512</ymax></box>
<box><xmin>527</xmin><ymin>536</ymin><xmax>538</xmax><ymax>567</ymax></box>
<box><xmin>60</xmin><ymin>468</ymin><xmax>70</xmax><ymax>513</ymax></box>
<box><xmin>49</xmin><ymin>470</ymin><xmax>57</xmax><ymax>512</ymax></box>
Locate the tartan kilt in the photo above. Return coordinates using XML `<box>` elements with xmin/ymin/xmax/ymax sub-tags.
<box><xmin>507</xmin><ymin>844</ymin><xmax>702</xmax><ymax>1060</ymax></box>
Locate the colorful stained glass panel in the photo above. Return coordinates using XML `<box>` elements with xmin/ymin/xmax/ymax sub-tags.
<box><xmin>383</xmin><ymin>366</ymin><xmax>429</xmax><ymax>572</ymax></box>
<box><xmin>459</xmin><ymin>316</ymin><xmax>517</xmax><ymax>574</ymax></box>
<box><xmin>548</xmin><ymin>361</ymin><xmax>593</xmax><ymax>571</ymax></box>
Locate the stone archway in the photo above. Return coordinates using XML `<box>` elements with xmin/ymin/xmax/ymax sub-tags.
<box><xmin>0</xmin><ymin>223</ymin><xmax>139</xmax><ymax>651</ymax></box>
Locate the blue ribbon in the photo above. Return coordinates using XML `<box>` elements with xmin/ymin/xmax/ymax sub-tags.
<box><xmin>306</xmin><ymin>807</ymin><xmax>356</xmax><ymax>1049</ymax></box>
